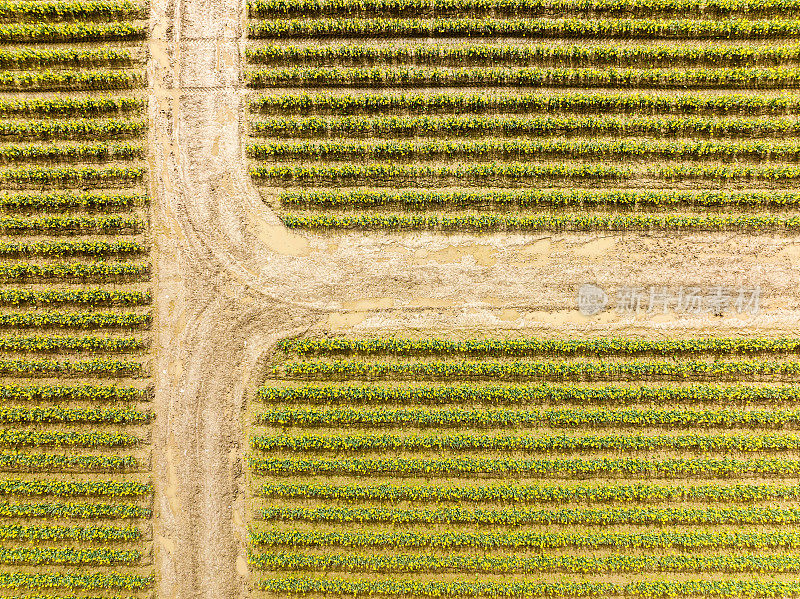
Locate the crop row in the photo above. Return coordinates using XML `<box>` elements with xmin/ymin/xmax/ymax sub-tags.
<box><xmin>0</xmin><ymin>335</ymin><xmax>144</xmax><ymax>352</ymax></box>
<box><xmin>0</xmin><ymin>384</ymin><xmax>147</xmax><ymax>402</ymax></box>
<box><xmin>0</xmin><ymin>262</ymin><xmax>149</xmax><ymax>281</ymax></box>
<box><xmin>251</xmin><ymin>529</ymin><xmax>800</xmax><ymax>549</ymax></box>
<box><xmin>0</xmin><ymin>119</ymin><xmax>143</xmax><ymax>140</ymax></box>
<box><xmin>0</xmin><ymin>312</ymin><xmax>150</xmax><ymax>328</ymax></box>
<box><xmin>259</xmin><ymin>578</ymin><xmax>800</xmax><ymax>597</ymax></box>
<box><xmin>250</xmin><ymin>92</ymin><xmax>800</xmax><ymax>115</ymax></box>
<box><xmin>0</xmin><ymin>406</ymin><xmax>149</xmax><ymax>423</ymax></box>
<box><xmin>0</xmin><ymin>524</ymin><xmax>140</xmax><ymax>540</ymax></box>
<box><xmin>0</xmin><ymin>48</ymin><xmax>134</xmax><ymax>67</ymax></box>
<box><xmin>257</xmin><ymin>481</ymin><xmax>800</xmax><ymax>503</ymax></box>
<box><xmin>245</xmin><ymin>44</ymin><xmax>800</xmax><ymax>67</ymax></box>
<box><xmin>0</xmin><ymin>358</ymin><xmax>142</xmax><ymax>376</ymax></box>
<box><xmin>0</xmin><ymin>429</ymin><xmax>139</xmax><ymax>447</ymax></box>
<box><xmin>277</xmin><ymin>359</ymin><xmax>800</xmax><ymax>381</ymax></box>
<box><xmin>0</xmin><ymin>502</ymin><xmax>149</xmax><ymax>518</ymax></box>
<box><xmin>0</xmin><ymin>166</ymin><xmax>144</xmax><ymax>185</ymax></box>
<box><xmin>0</xmin><ymin>97</ymin><xmax>143</xmax><ymax>117</ymax></box>
<box><xmin>0</xmin><ymin>546</ymin><xmax>140</xmax><ymax>566</ymax></box>
<box><xmin>250</xmin><ymin>456</ymin><xmax>800</xmax><ymax>476</ymax></box>
<box><xmin>251</xmin><ymin>432</ymin><xmax>800</xmax><ymax>452</ymax></box>
<box><xmin>247</xmin><ymin>66</ymin><xmax>800</xmax><ymax>88</ymax></box>
<box><xmin>280</xmin><ymin>214</ymin><xmax>800</xmax><ymax>231</ymax></box>
<box><xmin>250</xmin><ymin>115</ymin><xmax>800</xmax><ymax>137</ymax></box>
<box><xmin>0</xmin><ymin>1</ymin><xmax>144</xmax><ymax>20</ymax></box>
<box><xmin>0</xmin><ymin>192</ymin><xmax>145</xmax><ymax>211</ymax></box>
<box><xmin>248</xmin><ymin>18</ymin><xmax>800</xmax><ymax>39</ymax></box>
<box><xmin>257</xmin><ymin>383</ymin><xmax>800</xmax><ymax>405</ymax></box>
<box><xmin>0</xmin><ymin>143</ymin><xmax>142</xmax><ymax>163</ymax></box>
<box><xmin>0</xmin><ymin>241</ymin><xmax>145</xmax><ymax>257</ymax></box>
<box><xmin>0</xmin><ymin>289</ymin><xmax>150</xmax><ymax>306</ymax></box>
<box><xmin>247</xmin><ymin>0</ymin><xmax>800</xmax><ymax>17</ymax></box>
<box><xmin>0</xmin><ymin>70</ymin><xmax>142</xmax><ymax>91</ymax></box>
<box><xmin>0</xmin><ymin>22</ymin><xmax>144</xmax><ymax>42</ymax></box>
<box><xmin>0</xmin><ymin>216</ymin><xmax>143</xmax><ymax>233</ymax></box>
<box><xmin>258</xmin><ymin>505</ymin><xmax>800</xmax><ymax>525</ymax></box>
<box><xmin>0</xmin><ymin>572</ymin><xmax>152</xmax><ymax>589</ymax></box>
<box><xmin>0</xmin><ymin>452</ymin><xmax>137</xmax><ymax>471</ymax></box>
<box><xmin>278</xmin><ymin>190</ymin><xmax>800</xmax><ymax>209</ymax></box>
<box><xmin>250</xmin><ymin>139</ymin><xmax>800</xmax><ymax>161</ymax></box>
<box><xmin>249</xmin><ymin>551</ymin><xmax>800</xmax><ymax>574</ymax></box>
<box><xmin>0</xmin><ymin>479</ymin><xmax>150</xmax><ymax>496</ymax></box>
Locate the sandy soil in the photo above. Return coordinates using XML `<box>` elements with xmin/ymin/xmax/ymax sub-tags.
<box><xmin>146</xmin><ymin>2</ymin><xmax>800</xmax><ymax>599</ymax></box>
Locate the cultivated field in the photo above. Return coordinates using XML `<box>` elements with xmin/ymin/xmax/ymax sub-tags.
<box><xmin>249</xmin><ymin>336</ymin><xmax>800</xmax><ymax>597</ymax></box>
<box><xmin>0</xmin><ymin>1</ymin><xmax>152</xmax><ymax>596</ymax></box>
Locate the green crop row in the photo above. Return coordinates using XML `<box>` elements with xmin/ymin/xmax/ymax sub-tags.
<box><xmin>278</xmin><ymin>190</ymin><xmax>800</xmax><ymax>209</ymax></box>
<box><xmin>0</xmin><ymin>192</ymin><xmax>145</xmax><ymax>211</ymax></box>
<box><xmin>0</xmin><ymin>21</ymin><xmax>144</xmax><ymax>41</ymax></box>
<box><xmin>0</xmin><ymin>262</ymin><xmax>149</xmax><ymax>281</ymax></box>
<box><xmin>0</xmin><ymin>572</ymin><xmax>153</xmax><ymax>589</ymax></box>
<box><xmin>0</xmin><ymin>546</ymin><xmax>140</xmax><ymax>566</ymax></box>
<box><xmin>257</xmin><ymin>481</ymin><xmax>800</xmax><ymax>503</ymax></box>
<box><xmin>0</xmin><ymin>0</ymin><xmax>144</xmax><ymax>20</ymax></box>
<box><xmin>282</xmin><ymin>337</ymin><xmax>800</xmax><ymax>356</ymax></box>
<box><xmin>0</xmin><ymin>406</ymin><xmax>150</xmax><ymax>423</ymax></box>
<box><xmin>250</xmin><ymin>456</ymin><xmax>800</xmax><ymax>477</ymax></box>
<box><xmin>0</xmin><ymin>70</ymin><xmax>142</xmax><ymax>91</ymax></box>
<box><xmin>251</xmin><ymin>432</ymin><xmax>800</xmax><ymax>452</ymax></box>
<box><xmin>0</xmin><ymin>97</ymin><xmax>143</xmax><ymax>117</ymax></box>
<box><xmin>0</xmin><ymin>119</ymin><xmax>143</xmax><ymax>140</ymax></box>
<box><xmin>0</xmin><ymin>479</ymin><xmax>150</xmax><ymax>496</ymax></box>
<box><xmin>250</xmin><ymin>115</ymin><xmax>800</xmax><ymax>138</ymax></box>
<box><xmin>251</xmin><ymin>139</ymin><xmax>800</xmax><ymax>161</ymax></box>
<box><xmin>0</xmin><ymin>524</ymin><xmax>140</xmax><ymax>540</ymax></box>
<box><xmin>258</xmin><ymin>505</ymin><xmax>800</xmax><ymax>525</ymax></box>
<box><xmin>257</xmin><ymin>383</ymin><xmax>800</xmax><ymax>405</ymax></box>
<box><xmin>0</xmin><ymin>429</ymin><xmax>139</xmax><ymax>447</ymax></box>
<box><xmin>0</xmin><ymin>335</ymin><xmax>144</xmax><ymax>352</ymax></box>
<box><xmin>259</xmin><ymin>578</ymin><xmax>800</xmax><ymax>597</ymax></box>
<box><xmin>0</xmin><ymin>312</ymin><xmax>150</xmax><ymax>328</ymax></box>
<box><xmin>280</xmin><ymin>213</ymin><xmax>800</xmax><ymax>231</ymax></box>
<box><xmin>257</xmin><ymin>406</ymin><xmax>800</xmax><ymax>427</ymax></box>
<box><xmin>0</xmin><ymin>241</ymin><xmax>145</xmax><ymax>257</ymax></box>
<box><xmin>0</xmin><ymin>166</ymin><xmax>144</xmax><ymax>186</ymax></box>
<box><xmin>0</xmin><ymin>289</ymin><xmax>150</xmax><ymax>306</ymax></box>
<box><xmin>248</xmin><ymin>17</ymin><xmax>800</xmax><ymax>39</ymax></box>
<box><xmin>245</xmin><ymin>44</ymin><xmax>800</xmax><ymax>67</ymax></box>
<box><xmin>249</xmin><ymin>551</ymin><xmax>800</xmax><ymax>574</ymax></box>
<box><xmin>0</xmin><ymin>358</ymin><xmax>142</xmax><ymax>376</ymax></box>
<box><xmin>250</xmin><ymin>92</ymin><xmax>800</xmax><ymax>115</ymax></box>
<box><xmin>277</xmin><ymin>359</ymin><xmax>800</xmax><ymax>381</ymax></box>
<box><xmin>251</xmin><ymin>529</ymin><xmax>800</xmax><ymax>549</ymax></box>
<box><xmin>247</xmin><ymin>0</ymin><xmax>800</xmax><ymax>17</ymax></box>
<box><xmin>0</xmin><ymin>502</ymin><xmax>149</xmax><ymax>518</ymax></box>
<box><xmin>0</xmin><ymin>143</ymin><xmax>142</xmax><ymax>163</ymax></box>
<box><xmin>0</xmin><ymin>48</ymin><xmax>133</xmax><ymax>67</ymax></box>
<box><xmin>0</xmin><ymin>452</ymin><xmax>137</xmax><ymax>471</ymax></box>
<box><xmin>247</xmin><ymin>66</ymin><xmax>800</xmax><ymax>88</ymax></box>
<box><xmin>0</xmin><ymin>215</ymin><xmax>143</xmax><ymax>233</ymax></box>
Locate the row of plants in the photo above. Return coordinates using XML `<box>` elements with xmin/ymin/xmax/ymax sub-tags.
<box><xmin>280</xmin><ymin>213</ymin><xmax>800</xmax><ymax>231</ymax></box>
<box><xmin>0</xmin><ymin>429</ymin><xmax>139</xmax><ymax>447</ymax></box>
<box><xmin>0</xmin><ymin>335</ymin><xmax>144</xmax><ymax>352</ymax></box>
<box><xmin>0</xmin><ymin>502</ymin><xmax>149</xmax><ymax>518</ymax></box>
<box><xmin>0</xmin><ymin>547</ymin><xmax>140</xmax><ymax>566</ymax></box>
<box><xmin>0</xmin><ymin>215</ymin><xmax>143</xmax><ymax>233</ymax></box>
<box><xmin>0</xmin><ymin>262</ymin><xmax>149</xmax><ymax>281</ymax></box>
<box><xmin>258</xmin><ymin>505</ymin><xmax>800</xmax><ymax>525</ymax></box>
<box><xmin>0</xmin><ymin>143</ymin><xmax>142</xmax><ymax>163</ymax></box>
<box><xmin>0</xmin><ymin>358</ymin><xmax>141</xmax><ymax>376</ymax></box>
<box><xmin>251</xmin><ymin>432</ymin><xmax>800</xmax><ymax>452</ymax></box>
<box><xmin>0</xmin><ymin>384</ymin><xmax>147</xmax><ymax>402</ymax></box>
<box><xmin>0</xmin><ymin>289</ymin><xmax>150</xmax><ymax>305</ymax></box>
<box><xmin>0</xmin><ymin>22</ymin><xmax>145</xmax><ymax>42</ymax></box>
<box><xmin>251</xmin><ymin>115</ymin><xmax>800</xmax><ymax>137</ymax></box>
<box><xmin>0</xmin><ymin>70</ymin><xmax>141</xmax><ymax>91</ymax></box>
<box><xmin>257</xmin><ymin>481</ymin><xmax>800</xmax><ymax>503</ymax></box>
<box><xmin>0</xmin><ymin>240</ymin><xmax>145</xmax><ymax>256</ymax></box>
<box><xmin>0</xmin><ymin>166</ymin><xmax>144</xmax><ymax>185</ymax></box>
<box><xmin>0</xmin><ymin>312</ymin><xmax>150</xmax><ymax>328</ymax></box>
<box><xmin>0</xmin><ymin>572</ymin><xmax>153</xmax><ymax>589</ymax></box>
<box><xmin>276</xmin><ymin>359</ymin><xmax>800</xmax><ymax>381</ymax></box>
<box><xmin>0</xmin><ymin>406</ymin><xmax>150</xmax><ymax>423</ymax></box>
<box><xmin>278</xmin><ymin>189</ymin><xmax>800</xmax><ymax>209</ymax></box>
<box><xmin>248</xmin><ymin>17</ymin><xmax>800</xmax><ymax>39</ymax></box>
<box><xmin>247</xmin><ymin>0</ymin><xmax>800</xmax><ymax>17</ymax></box>
<box><xmin>0</xmin><ymin>524</ymin><xmax>140</xmax><ymax>541</ymax></box>
<box><xmin>257</xmin><ymin>383</ymin><xmax>800</xmax><ymax>405</ymax></box>
<box><xmin>0</xmin><ymin>0</ymin><xmax>144</xmax><ymax>20</ymax></box>
<box><xmin>0</xmin><ymin>452</ymin><xmax>137</xmax><ymax>471</ymax></box>
<box><xmin>250</xmin><ymin>91</ymin><xmax>800</xmax><ymax>115</ymax></box>
<box><xmin>250</xmin><ymin>456</ymin><xmax>800</xmax><ymax>476</ymax></box>
<box><xmin>0</xmin><ymin>118</ymin><xmax>143</xmax><ymax>139</ymax></box>
<box><xmin>0</xmin><ymin>479</ymin><xmax>150</xmax><ymax>496</ymax></box>
<box><xmin>0</xmin><ymin>48</ymin><xmax>134</xmax><ymax>67</ymax></box>
<box><xmin>247</xmin><ymin>66</ymin><xmax>800</xmax><ymax>88</ymax></box>
<box><xmin>0</xmin><ymin>96</ymin><xmax>143</xmax><ymax>117</ymax></box>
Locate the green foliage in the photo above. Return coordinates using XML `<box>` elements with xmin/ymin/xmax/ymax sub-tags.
<box><xmin>0</xmin><ymin>335</ymin><xmax>144</xmax><ymax>352</ymax></box>
<box><xmin>0</xmin><ymin>262</ymin><xmax>149</xmax><ymax>281</ymax></box>
<box><xmin>0</xmin><ymin>21</ymin><xmax>144</xmax><ymax>41</ymax></box>
<box><xmin>0</xmin><ymin>311</ymin><xmax>150</xmax><ymax>328</ymax></box>
<box><xmin>0</xmin><ymin>384</ymin><xmax>147</xmax><ymax>402</ymax></box>
<box><xmin>0</xmin><ymin>524</ymin><xmax>141</xmax><ymax>540</ymax></box>
<box><xmin>0</xmin><ymin>289</ymin><xmax>150</xmax><ymax>306</ymax></box>
<box><xmin>0</xmin><ymin>1</ymin><xmax>144</xmax><ymax>21</ymax></box>
<box><xmin>0</xmin><ymin>143</ymin><xmax>142</xmax><ymax>163</ymax></box>
<box><xmin>0</xmin><ymin>97</ymin><xmax>143</xmax><ymax>117</ymax></box>
<box><xmin>0</xmin><ymin>479</ymin><xmax>149</xmax><ymax>496</ymax></box>
<box><xmin>0</xmin><ymin>192</ymin><xmax>145</xmax><ymax>211</ymax></box>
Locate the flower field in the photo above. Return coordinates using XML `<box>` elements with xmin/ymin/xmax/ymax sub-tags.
<box><xmin>0</xmin><ymin>0</ymin><xmax>152</xmax><ymax>595</ymax></box>
<box><xmin>251</xmin><ymin>336</ymin><xmax>800</xmax><ymax>594</ymax></box>
<box><xmin>246</xmin><ymin>0</ymin><xmax>800</xmax><ymax>231</ymax></box>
